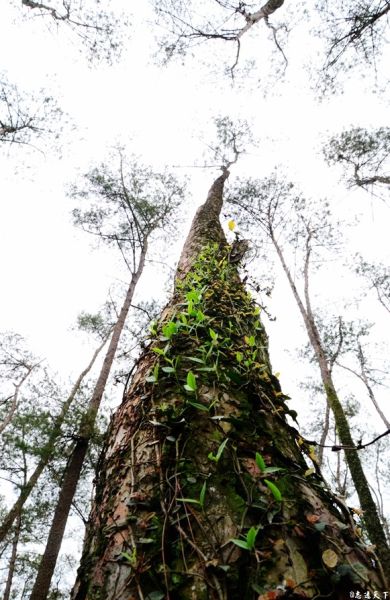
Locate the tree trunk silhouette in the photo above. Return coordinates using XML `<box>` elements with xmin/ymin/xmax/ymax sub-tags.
<box><xmin>0</xmin><ymin>334</ymin><xmax>109</xmax><ymax>545</ymax></box>
<box><xmin>29</xmin><ymin>244</ymin><xmax>147</xmax><ymax>600</ymax></box>
<box><xmin>269</xmin><ymin>227</ymin><xmax>390</xmax><ymax>577</ymax></box>
<box><xmin>3</xmin><ymin>513</ymin><xmax>21</xmax><ymax>600</ymax></box>
<box><xmin>71</xmin><ymin>171</ymin><xmax>386</xmax><ymax>599</ymax></box>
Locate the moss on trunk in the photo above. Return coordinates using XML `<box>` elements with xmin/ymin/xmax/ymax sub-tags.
<box><xmin>72</xmin><ymin>238</ymin><xmax>385</xmax><ymax>599</ymax></box>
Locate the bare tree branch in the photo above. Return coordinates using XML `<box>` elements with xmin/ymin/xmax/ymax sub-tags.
<box><xmin>0</xmin><ymin>75</ymin><xmax>61</xmax><ymax>150</ymax></box>
<box><xmin>20</xmin><ymin>0</ymin><xmax>128</xmax><ymax>63</ymax></box>
<box><xmin>0</xmin><ymin>363</ymin><xmax>40</xmax><ymax>435</ymax></box>
<box><xmin>315</xmin><ymin>0</ymin><xmax>390</xmax><ymax>85</ymax></box>
<box><xmin>324</xmin><ymin>127</ymin><xmax>390</xmax><ymax>193</ymax></box>
<box><xmin>154</xmin><ymin>0</ymin><xmax>286</xmax><ymax>74</ymax></box>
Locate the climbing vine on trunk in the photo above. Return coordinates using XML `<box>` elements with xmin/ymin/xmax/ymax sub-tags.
<box><xmin>72</xmin><ymin>173</ymin><xmax>385</xmax><ymax>599</ymax></box>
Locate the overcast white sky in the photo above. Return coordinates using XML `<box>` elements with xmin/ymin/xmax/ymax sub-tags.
<box><xmin>1</xmin><ymin>1</ymin><xmax>390</xmax><ymax>593</ymax></box>
<box><xmin>0</xmin><ymin>0</ymin><xmax>389</xmax><ymax>446</ymax></box>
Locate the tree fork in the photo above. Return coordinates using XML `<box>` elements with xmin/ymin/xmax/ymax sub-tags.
<box><xmin>72</xmin><ymin>171</ymin><xmax>386</xmax><ymax>599</ymax></box>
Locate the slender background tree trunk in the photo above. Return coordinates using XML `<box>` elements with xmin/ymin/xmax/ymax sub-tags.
<box><xmin>29</xmin><ymin>244</ymin><xmax>147</xmax><ymax>600</ymax></box>
<box><xmin>0</xmin><ymin>334</ymin><xmax>109</xmax><ymax>545</ymax></box>
<box><xmin>2</xmin><ymin>513</ymin><xmax>21</xmax><ymax>600</ymax></box>
<box><xmin>270</xmin><ymin>229</ymin><xmax>390</xmax><ymax>576</ymax></box>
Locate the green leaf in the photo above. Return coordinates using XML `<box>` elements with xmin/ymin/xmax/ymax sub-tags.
<box><xmin>208</xmin><ymin>438</ymin><xmax>229</xmax><ymax>463</ymax></box>
<box><xmin>209</xmin><ymin>328</ymin><xmax>218</xmax><ymax>341</ymax></box>
<box><xmin>235</xmin><ymin>351</ymin><xmax>244</xmax><ymax>363</ymax></box>
<box><xmin>344</xmin><ymin>562</ymin><xmax>368</xmax><ymax>584</ymax></box>
<box><xmin>262</xmin><ymin>466</ymin><xmax>285</xmax><ymax>474</ymax></box>
<box><xmin>162</xmin><ymin>321</ymin><xmax>177</xmax><ymax>339</ymax></box>
<box><xmin>185</xmin><ymin>371</ymin><xmax>197</xmax><ymax>391</ymax></box>
<box><xmin>314</xmin><ymin>522</ymin><xmax>326</xmax><ymax>532</ymax></box>
<box><xmin>246</xmin><ymin>526</ymin><xmax>259</xmax><ymax>550</ymax></box>
<box><xmin>120</xmin><ymin>551</ymin><xmax>133</xmax><ymax>561</ymax></box>
<box><xmin>186</xmin><ymin>290</ymin><xmax>201</xmax><ymax>304</ymax></box>
<box><xmin>218</xmin><ymin>565</ymin><xmax>231</xmax><ymax>572</ymax></box>
<box><xmin>264</xmin><ymin>479</ymin><xmax>282</xmax><ymax>502</ymax></box>
<box><xmin>145</xmin><ymin>592</ymin><xmax>165</xmax><ymax>600</ymax></box>
<box><xmin>152</xmin><ymin>347</ymin><xmax>165</xmax><ymax>355</ymax></box>
<box><xmin>245</xmin><ymin>335</ymin><xmax>256</xmax><ymax>347</ymax></box>
<box><xmin>231</xmin><ymin>538</ymin><xmax>249</xmax><ymax>550</ymax></box>
<box><xmin>177</xmin><ymin>498</ymin><xmax>200</xmax><ymax>505</ymax></box>
<box><xmin>120</xmin><ymin>550</ymin><xmax>137</xmax><ymax>565</ymax></box>
<box><xmin>255</xmin><ymin>452</ymin><xmax>266</xmax><ymax>471</ymax></box>
<box><xmin>199</xmin><ymin>481</ymin><xmax>207</xmax><ymax>508</ymax></box>
<box><xmin>161</xmin><ymin>366</ymin><xmax>175</xmax><ymax>373</ymax></box>
<box><xmin>187</xmin><ymin>401</ymin><xmax>209</xmax><ymax>411</ymax></box>
<box><xmin>149</xmin><ymin>320</ymin><xmax>158</xmax><ymax>335</ymax></box>
<box><xmin>215</xmin><ymin>437</ymin><xmax>229</xmax><ymax>461</ymax></box>
<box><xmin>146</xmin><ymin>364</ymin><xmax>159</xmax><ymax>384</ymax></box>
<box><xmin>186</xmin><ymin>356</ymin><xmax>204</xmax><ymax>364</ymax></box>
<box><xmin>266</xmin><ymin>506</ymin><xmax>280</xmax><ymax>523</ymax></box>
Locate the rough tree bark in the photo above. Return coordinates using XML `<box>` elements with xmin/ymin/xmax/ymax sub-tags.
<box><xmin>71</xmin><ymin>172</ymin><xmax>386</xmax><ymax>599</ymax></box>
<box><xmin>29</xmin><ymin>244</ymin><xmax>147</xmax><ymax>600</ymax></box>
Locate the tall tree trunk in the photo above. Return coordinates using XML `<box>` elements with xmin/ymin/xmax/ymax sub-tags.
<box><xmin>317</xmin><ymin>399</ymin><xmax>330</xmax><ymax>467</ymax></box>
<box><xmin>270</xmin><ymin>229</ymin><xmax>390</xmax><ymax>577</ymax></box>
<box><xmin>2</xmin><ymin>513</ymin><xmax>21</xmax><ymax>600</ymax></box>
<box><xmin>29</xmin><ymin>244</ymin><xmax>147</xmax><ymax>600</ymax></box>
<box><xmin>0</xmin><ymin>334</ymin><xmax>109</xmax><ymax>545</ymax></box>
<box><xmin>71</xmin><ymin>171</ymin><xmax>386</xmax><ymax>600</ymax></box>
